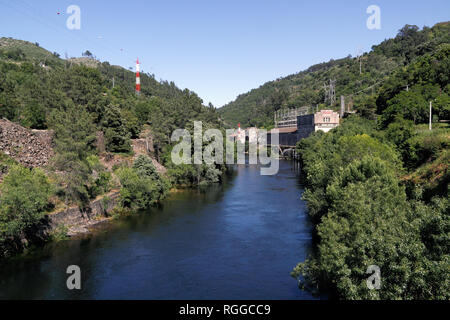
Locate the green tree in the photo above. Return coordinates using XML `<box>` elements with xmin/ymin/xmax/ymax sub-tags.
<box><xmin>292</xmin><ymin>157</ymin><xmax>448</xmax><ymax>299</ymax></box>
<box><xmin>21</xmin><ymin>100</ymin><xmax>47</xmax><ymax>129</ymax></box>
<box><xmin>385</xmin><ymin>117</ymin><xmax>416</xmax><ymax>166</ymax></box>
<box><xmin>102</xmin><ymin>105</ymin><xmax>132</xmax><ymax>153</ymax></box>
<box><xmin>116</xmin><ymin>155</ymin><xmax>170</xmax><ymax>210</ymax></box>
<box><xmin>49</xmin><ymin>105</ymin><xmax>96</xmax><ymax>207</ymax></box>
<box><xmin>0</xmin><ymin>165</ymin><xmax>52</xmax><ymax>239</ymax></box>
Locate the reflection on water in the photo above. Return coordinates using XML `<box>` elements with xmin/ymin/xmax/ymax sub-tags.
<box><xmin>0</xmin><ymin>161</ymin><xmax>318</xmax><ymax>299</ymax></box>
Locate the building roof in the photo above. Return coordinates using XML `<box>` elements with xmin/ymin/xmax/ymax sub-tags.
<box><xmin>270</xmin><ymin>127</ymin><xmax>298</xmax><ymax>134</ymax></box>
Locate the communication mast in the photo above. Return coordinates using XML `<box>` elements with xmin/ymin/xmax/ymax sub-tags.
<box><xmin>135</xmin><ymin>58</ymin><xmax>141</xmax><ymax>95</ymax></box>
<box><xmin>323</xmin><ymin>79</ymin><xmax>336</xmax><ymax>105</ymax></box>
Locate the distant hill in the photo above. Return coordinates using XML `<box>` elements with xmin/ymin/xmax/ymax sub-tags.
<box><xmin>0</xmin><ymin>37</ymin><xmax>221</xmax><ymax>158</ymax></box>
<box><xmin>218</xmin><ymin>22</ymin><xmax>450</xmax><ymax>128</ymax></box>
<box><xmin>0</xmin><ymin>37</ymin><xmax>63</xmax><ymax>67</ymax></box>
<box><xmin>0</xmin><ymin>36</ymin><xmax>206</xmax><ymax>102</ymax></box>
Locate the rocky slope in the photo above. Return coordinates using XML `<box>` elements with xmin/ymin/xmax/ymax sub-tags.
<box><xmin>0</xmin><ymin>118</ymin><xmax>54</xmax><ymax>168</ymax></box>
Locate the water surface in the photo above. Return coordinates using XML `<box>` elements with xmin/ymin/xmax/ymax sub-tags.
<box><xmin>0</xmin><ymin>161</ymin><xmax>317</xmax><ymax>299</ymax></box>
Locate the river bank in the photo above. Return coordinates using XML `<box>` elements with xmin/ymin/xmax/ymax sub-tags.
<box><xmin>47</xmin><ymin>190</ymin><xmax>120</xmax><ymax>238</ymax></box>
<box><xmin>0</xmin><ymin>161</ymin><xmax>318</xmax><ymax>299</ymax></box>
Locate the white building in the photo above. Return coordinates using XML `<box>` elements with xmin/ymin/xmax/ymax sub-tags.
<box><xmin>314</xmin><ymin>110</ymin><xmax>340</xmax><ymax>132</ymax></box>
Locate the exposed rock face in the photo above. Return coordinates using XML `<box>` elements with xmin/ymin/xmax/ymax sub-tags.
<box><xmin>48</xmin><ymin>191</ymin><xmax>120</xmax><ymax>237</ymax></box>
<box><xmin>95</xmin><ymin>131</ymin><xmax>106</xmax><ymax>153</ymax></box>
<box><xmin>131</xmin><ymin>137</ymin><xmax>167</xmax><ymax>174</ymax></box>
<box><xmin>0</xmin><ymin>118</ymin><xmax>54</xmax><ymax>168</ymax></box>
<box><xmin>67</xmin><ymin>57</ymin><xmax>101</xmax><ymax>68</ymax></box>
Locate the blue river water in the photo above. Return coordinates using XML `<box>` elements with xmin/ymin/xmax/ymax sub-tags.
<box><xmin>0</xmin><ymin>161</ymin><xmax>318</xmax><ymax>299</ymax></box>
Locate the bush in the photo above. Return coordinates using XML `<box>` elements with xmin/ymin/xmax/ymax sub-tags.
<box><xmin>116</xmin><ymin>155</ymin><xmax>170</xmax><ymax>210</ymax></box>
<box><xmin>86</xmin><ymin>155</ymin><xmax>112</xmax><ymax>198</ymax></box>
<box><xmin>0</xmin><ymin>165</ymin><xmax>52</xmax><ymax>239</ymax></box>
<box><xmin>102</xmin><ymin>105</ymin><xmax>132</xmax><ymax>153</ymax></box>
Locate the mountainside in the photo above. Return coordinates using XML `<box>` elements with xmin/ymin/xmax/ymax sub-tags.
<box><xmin>218</xmin><ymin>22</ymin><xmax>450</xmax><ymax>128</ymax></box>
<box><xmin>0</xmin><ymin>37</ymin><xmax>225</xmax><ymax>258</ymax></box>
<box><xmin>0</xmin><ymin>37</ymin><xmax>221</xmax><ymax>153</ymax></box>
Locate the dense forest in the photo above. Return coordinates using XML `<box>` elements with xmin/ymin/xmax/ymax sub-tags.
<box><xmin>0</xmin><ymin>37</ymin><xmax>224</xmax><ymax>258</ymax></box>
<box><xmin>219</xmin><ymin>22</ymin><xmax>450</xmax><ymax>128</ymax></box>
<box><xmin>287</xmin><ymin>23</ymin><xmax>449</xmax><ymax>299</ymax></box>
<box><xmin>292</xmin><ymin>117</ymin><xmax>449</xmax><ymax>299</ymax></box>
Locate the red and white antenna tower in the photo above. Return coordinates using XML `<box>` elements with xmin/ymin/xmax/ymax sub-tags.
<box><xmin>135</xmin><ymin>57</ymin><xmax>141</xmax><ymax>95</ymax></box>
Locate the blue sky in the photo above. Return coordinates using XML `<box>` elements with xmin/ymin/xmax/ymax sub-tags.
<box><xmin>0</xmin><ymin>0</ymin><xmax>449</xmax><ymax>107</ymax></box>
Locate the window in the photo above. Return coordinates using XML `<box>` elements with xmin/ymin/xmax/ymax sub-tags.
<box><xmin>323</xmin><ymin>117</ymin><xmax>331</xmax><ymax>123</ymax></box>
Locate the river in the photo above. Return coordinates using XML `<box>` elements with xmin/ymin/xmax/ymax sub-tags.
<box><xmin>0</xmin><ymin>161</ymin><xmax>318</xmax><ymax>299</ymax></box>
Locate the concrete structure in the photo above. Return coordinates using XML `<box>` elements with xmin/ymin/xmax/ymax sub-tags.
<box><xmin>268</xmin><ymin>127</ymin><xmax>300</xmax><ymax>146</ymax></box>
<box><xmin>268</xmin><ymin>109</ymin><xmax>340</xmax><ymax>147</ymax></box>
<box><xmin>229</xmin><ymin>125</ymin><xmax>260</xmax><ymax>144</ymax></box>
<box><xmin>230</xmin><ymin>109</ymin><xmax>339</xmax><ymax>150</ymax></box>
<box><xmin>235</xmin><ymin>123</ymin><xmax>246</xmax><ymax>144</ymax></box>
<box><xmin>274</xmin><ymin>107</ymin><xmax>311</xmax><ymax>128</ymax></box>
<box><xmin>297</xmin><ymin>114</ymin><xmax>315</xmax><ymax>138</ymax></box>
<box><xmin>314</xmin><ymin>109</ymin><xmax>340</xmax><ymax>132</ymax></box>
<box><xmin>247</xmin><ymin>127</ymin><xmax>259</xmax><ymax>143</ymax></box>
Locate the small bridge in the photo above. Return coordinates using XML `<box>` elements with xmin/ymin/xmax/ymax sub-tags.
<box><xmin>267</xmin><ymin>143</ymin><xmax>299</xmax><ymax>159</ymax></box>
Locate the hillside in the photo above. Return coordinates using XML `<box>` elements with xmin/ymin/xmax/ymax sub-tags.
<box><xmin>0</xmin><ymin>37</ymin><xmax>221</xmax><ymax>152</ymax></box>
<box><xmin>218</xmin><ymin>22</ymin><xmax>450</xmax><ymax>128</ymax></box>
<box><xmin>0</xmin><ymin>37</ymin><xmax>63</xmax><ymax>67</ymax></box>
<box><xmin>0</xmin><ymin>37</ymin><xmax>225</xmax><ymax>258</ymax></box>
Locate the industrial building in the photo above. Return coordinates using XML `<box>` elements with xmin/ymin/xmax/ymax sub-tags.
<box><xmin>268</xmin><ymin>109</ymin><xmax>340</xmax><ymax>147</ymax></box>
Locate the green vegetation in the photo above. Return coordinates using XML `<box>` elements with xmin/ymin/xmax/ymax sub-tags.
<box><xmin>0</xmin><ymin>152</ymin><xmax>17</xmax><ymax>178</ymax></box>
<box><xmin>219</xmin><ymin>22</ymin><xmax>450</xmax><ymax>128</ymax></box>
<box><xmin>49</xmin><ymin>104</ymin><xmax>97</xmax><ymax>208</ymax></box>
<box><xmin>0</xmin><ymin>37</ymin><xmax>224</xmax><ymax>259</ymax></box>
<box><xmin>0</xmin><ymin>165</ymin><xmax>53</xmax><ymax>257</ymax></box>
<box><xmin>49</xmin><ymin>225</ymin><xmax>69</xmax><ymax>242</ymax></box>
<box><xmin>166</xmin><ymin>163</ymin><xmax>223</xmax><ymax>186</ymax></box>
<box><xmin>116</xmin><ymin>155</ymin><xmax>171</xmax><ymax>211</ymax></box>
<box><xmin>292</xmin><ymin>115</ymin><xmax>449</xmax><ymax>299</ymax></box>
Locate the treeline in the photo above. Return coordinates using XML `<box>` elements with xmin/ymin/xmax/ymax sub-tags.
<box><xmin>292</xmin><ymin>116</ymin><xmax>448</xmax><ymax>298</ymax></box>
<box><xmin>219</xmin><ymin>22</ymin><xmax>450</xmax><ymax>128</ymax></box>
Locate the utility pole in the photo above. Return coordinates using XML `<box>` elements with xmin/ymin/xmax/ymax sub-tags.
<box><xmin>112</xmin><ymin>76</ymin><xmax>115</xmax><ymax>89</ymax></box>
<box><xmin>359</xmin><ymin>56</ymin><xmax>362</xmax><ymax>75</ymax></box>
<box><xmin>356</xmin><ymin>46</ymin><xmax>363</xmax><ymax>75</ymax></box>
<box><xmin>329</xmin><ymin>79</ymin><xmax>336</xmax><ymax>105</ymax></box>
<box><xmin>64</xmin><ymin>52</ymin><xmax>68</xmax><ymax>70</ymax></box>
<box><xmin>340</xmin><ymin>95</ymin><xmax>345</xmax><ymax>118</ymax></box>
<box><xmin>429</xmin><ymin>101</ymin><xmax>432</xmax><ymax>131</ymax></box>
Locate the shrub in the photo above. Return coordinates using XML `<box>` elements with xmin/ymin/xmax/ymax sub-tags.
<box><xmin>0</xmin><ymin>165</ymin><xmax>52</xmax><ymax>239</ymax></box>
<box><xmin>116</xmin><ymin>155</ymin><xmax>170</xmax><ymax>210</ymax></box>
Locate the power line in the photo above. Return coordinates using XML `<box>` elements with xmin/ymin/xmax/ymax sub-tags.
<box><xmin>2</xmin><ymin>0</ymin><xmax>167</xmax><ymax>82</ymax></box>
